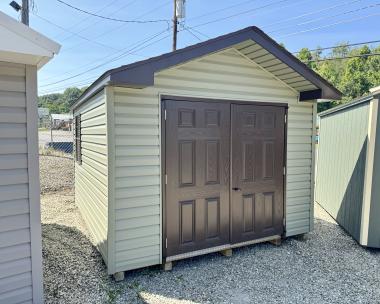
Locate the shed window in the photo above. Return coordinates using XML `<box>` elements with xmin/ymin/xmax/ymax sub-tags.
<box><xmin>75</xmin><ymin>115</ymin><xmax>82</xmax><ymax>164</ymax></box>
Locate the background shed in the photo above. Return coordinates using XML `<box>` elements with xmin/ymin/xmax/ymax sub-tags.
<box><xmin>72</xmin><ymin>26</ymin><xmax>341</xmax><ymax>278</ymax></box>
<box><xmin>0</xmin><ymin>11</ymin><xmax>60</xmax><ymax>304</ymax></box>
<box><xmin>316</xmin><ymin>86</ymin><xmax>380</xmax><ymax>248</ymax></box>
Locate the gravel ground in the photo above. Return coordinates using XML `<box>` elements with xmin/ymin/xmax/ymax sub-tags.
<box><xmin>40</xmin><ymin>157</ymin><xmax>380</xmax><ymax>304</ymax></box>
<box><xmin>40</xmin><ymin>155</ymin><xmax>74</xmax><ymax>193</ymax></box>
<box><xmin>41</xmin><ymin>193</ymin><xmax>380</xmax><ymax>304</ymax></box>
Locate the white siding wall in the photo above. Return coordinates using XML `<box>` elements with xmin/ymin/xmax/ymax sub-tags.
<box><xmin>74</xmin><ymin>90</ymin><xmax>109</xmax><ymax>264</ymax></box>
<box><xmin>111</xmin><ymin>48</ymin><xmax>314</xmax><ymax>272</ymax></box>
<box><xmin>0</xmin><ymin>62</ymin><xmax>34</xmax><ymax>304</ymax></box>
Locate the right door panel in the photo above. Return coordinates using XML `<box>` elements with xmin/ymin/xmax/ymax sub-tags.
<box><xmin>231</xmin><ymin>104</ymin><xmax>285</xmax><ymax>244</ymax></box>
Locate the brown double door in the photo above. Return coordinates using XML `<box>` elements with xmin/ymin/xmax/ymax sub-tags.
<box><xmin>164</xmin><ymin>99</ymin><xmax>285</xmax><ymax>258</ymax></box>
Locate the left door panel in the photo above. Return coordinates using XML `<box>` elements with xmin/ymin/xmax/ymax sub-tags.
<box><xmin>164</xmin><ymin>100</ymin><xmax>230</xmax><ymax>257</ymax></box>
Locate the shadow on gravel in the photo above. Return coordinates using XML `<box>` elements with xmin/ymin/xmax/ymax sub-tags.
<box><xmin>42</xmin><ymin>219</ymin><xmax>380</xmax><ymax>304</ymax></box>
<box><xmin>42</xmin><ymin>223</ymin><xmax>107</xmax><ymax>303</ymax></box>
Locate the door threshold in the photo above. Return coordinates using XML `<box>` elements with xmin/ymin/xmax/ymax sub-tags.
<box><xmin>165</xmin><ymin>235</ymin><xmax>281</xmax><ymax>262</ymax></box>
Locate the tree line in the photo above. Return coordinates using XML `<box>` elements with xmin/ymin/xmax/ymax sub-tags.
<box><xmin>38</xmin><ymin>87</ymin><xmax>86</xmax><ymax>114</ymax></box>
<box><xmin>38</xmin><ymin>43</ymin><xmax>380</xmax><ymax>114</ymax></box>
<box><xmin>296</xmin><ymin>43</ymin><xmax>380</xmax><ymax>111</ymax></box>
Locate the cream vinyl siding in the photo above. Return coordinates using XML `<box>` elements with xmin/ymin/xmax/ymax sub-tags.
<box><xmin>74</xmin><ymin>90</ymin><xmax>109</xmax><ymax>264</ymax></box>
<box><xmin>0</xmin><ymin>62</ymin><xmax>33</xmax><ymax>304</ymax></box>
<box><xmin>111</xmin><ymin>48</ymin><xmax>314</xmax><ymax>271</ymax></box>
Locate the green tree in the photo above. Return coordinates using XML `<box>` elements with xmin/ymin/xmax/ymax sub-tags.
<box><xmin>62</xmin><ymin>87</ymin><xmax>83</xmax><ymax>108</ymax></box>
<box><xmin>297</xmin><ymin>48</ymin><xmax>313</xmax><ymax>68</ymax></box>
<box><xmin>340</xmin><ymin>46</ymin><xmax>372</xmax><ymax>100</ymax></box>
<box><xmin>38</xmin><ymin>86</ymin><xmax>86</xmax><ymax>114</ymax></box>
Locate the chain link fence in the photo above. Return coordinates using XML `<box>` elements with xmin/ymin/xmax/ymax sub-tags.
<box><xmin>38</xmin><ymin>113</ymin><xmax>74</xmax><ymax>158</ymax></box>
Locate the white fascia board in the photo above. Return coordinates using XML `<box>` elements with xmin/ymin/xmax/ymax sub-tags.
<box><xmin>370</xmin><ymin>86</ymin><xmax>380</xmax><ymax>96</ymax></box>
<box><xmin>0</xmin><ymin>11</ymin><xmax>60</xmax><ymax>66</ymax></box>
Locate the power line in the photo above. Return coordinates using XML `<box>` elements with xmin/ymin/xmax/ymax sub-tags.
<box><xmin>305</xmin><ymin>52</ymin><xmax>380</xmax><ymax>62</ymax></box>
<box><xmin>277</xmin><ymin>12</ymin><xmax>380</xmax><ymax>38</ymax></box>
<box><xmin>183</xmin><ymin>26</ymin><xmax>202</xmax><ymax>41</ymax></box>
<box><xmin>39</xmin><ymin>0</ymin><xmax>378</xmax><ymax>90</ymax></box>
<box><xmin>187</xmin><ymin>0</ymin><xmax>260</xmax><ymax>21</ymax></box>
<box><xmin>55</xmin><ymin>1</ymin><xmax>171</xmax><ymax>54</ymax></box>
<box><xmin>56</xmin><ymin>0</ymin><xmax>170</xmax><ymax>25</ymax></box>
<box><xmin>40</xmin><ymin>0</ymin><xmax>299</xmax><ymax>86</ymax></box>
<box><xmin>189</xmin><ymin>0</ymin><xmax>296</xmax><ymax>29</ymax></box>
<box><xmin>39</xmin><ymin>76</ymin><xmax>98</xmax><ymax>95</ymax></box>
<box><xmin>52</xmin><ymin>0</ymin><xmax>122</xmax><ymax>39</ymax></box>
<box><xmin>41</xmin><ymin>23</ymin><xmax>215</xmax><ymax>91</ymax></box>
<box><xmin>262</xmin><ymin>0</ymin><xmax>364</xmax><ymax>29</ymax></box>
<box><xmin>32</xmin><ymin>13</ymin><xmax>121</xmax><ymax>51</ymax></box>
<box><xmin>40</xmin><ymin>28</ymin><xmax>171</xmax><ymax>88</ymax></box>
<box><xmin>39</xmin><ymin>1</ymin><xmax>171</xmax><ymax>83</ymax></box>
<box><xmin>57</xmin><ymin>0</ymin><xmax>139</xmax><ymax>42</ymax></box>
<box><xmin>40</xmin><ymin>49</ymin><xmax>380</xmax><ymax>95</ymax></box>
<box><xmin>187</xmin><ymin>26</ymin><xmax>211</xmax><ymax>39</ymax></box>
<box><xmin>292</xmin><ymin>39</ymin><xmax>380</xmax><ymax>54</ymax></box>
<box><xmin>268</xmin><ymin>2</ymin><xmax>380</xmax><ymax>34</ymax></box>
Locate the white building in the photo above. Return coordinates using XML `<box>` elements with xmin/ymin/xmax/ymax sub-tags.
<box><xmin>0</xmin><ymin>11</ymin><xmax>60</xmax><ymax>304</ymax></box>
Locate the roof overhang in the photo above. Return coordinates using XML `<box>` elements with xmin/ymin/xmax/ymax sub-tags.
<box><xmin>370</xmin><ymin>85</ymin><xmax>380</xmax><ymax>97</ymax></box>
<box><xmin>73</xmin><ymin>26</ymin><xmax>341</xmax><ymax>110</ymax></box>
<box><xmin>0</xmin><ymin>11</ymin><xmax>60</xmax><ymax>69</ymax></box>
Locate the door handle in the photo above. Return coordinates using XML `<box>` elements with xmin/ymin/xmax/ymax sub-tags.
<box><xmin>232</xmin><ymin>187</ymin><xmax>241</xmax><ymax>191</ymax></box>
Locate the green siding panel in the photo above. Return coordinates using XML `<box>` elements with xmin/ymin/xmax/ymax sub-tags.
<box><xmin>316</xmin><ymin>100</ymin><xmax>370</xmax><ymax>242</ymax></box>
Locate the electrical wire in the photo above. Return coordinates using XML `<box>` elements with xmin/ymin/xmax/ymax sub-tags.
<box><xmin>39</xmin><ymin>0</ymin><xmax>308</xmax><ymax>86</ymax></box>
<box><xmin>186</xmin><ymin>26</ymin><xmax>211</xmax><ymax>39</ymax></box>
<box><xmin>56</xmin><ymin>0</ymin><xmax>171</xmax><ymax>54</ymax></box>
<box><xmin>277</xmin><ymin>12</ymin><xmax>380</xmax><ymax>38</ymax></box>
<box><xmin>32</xmin><ymin>13</ymin><xmax>121</xmax><ymax>51</ymax></box>
<box><xmin>187</xmin><ymin>0</ymin><xmax>260</xmax><ymax>21</ymax></box>
<box><xmin>52</xmin><ymin>0</ymin><xmax>122</xmax><ymax>39</ymax></box>
<box><xmin>189</xmin><ymin>0</ymin><xmax>295</xmax><ymax>28</ymax></box>
<box><xmin>57</xmin><ymin>0</ymin><xmax>140</xmax><ymax>42</ymax></box>
<box><xmin>39</xmin><ymin>28</ymin><xmax>171</xmax><ymax>88</ymax></box>
<box><xmin>292</xmin><ymin>39</ymin><xmax>380</xmax><ymax>54</ymax></box>
<box><xmin>56</xmin><ymin>0</ymin><xmax>169</xmax><ymax>25</ymax></box>
<box><xmin>262</xmin><ymin>0</ymin><xmax>364</xmax><ymax>29</ymax></box>
<box><xmin>39</xmin><ymin>0</ymin><xmax>379</xmax><ymax>90</ymax></box>
<box><xmin>39</xmin><ymin>1</ymin><xmax>171</xmax><ymax>83</ymax></box>
<box><xmin>183</xmin><ymin>26</ymin><xmax>202</xmax><ymax>41</ymax></box>
<box><xmin>40</xmin><ymin>49</ymin><xmax>380</xmax><ymax>95</ymax></box>
<box><xmin>305</xmin><ymin>52</ymin><xmax>380</xmax><ymax>63</ymax></box>
<box><xmin>268</xmin><ymin>2</ymin><xmax>380</xmax><ymax>34</ymax></box>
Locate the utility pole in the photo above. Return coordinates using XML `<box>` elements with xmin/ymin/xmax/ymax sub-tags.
<box><xmin>172</xmin><ymin>0</ymin><xmax>185</xmax><ymax>51</ymax></box>
<box><xmin>21</xmin><ymin>0</ymin><xmax>29</xmax><ymax>25</ymax></box>
<box><xmin>172</xmin><ymin>0</ymin><xmax>178</xmax><ymax>51</ymax></box>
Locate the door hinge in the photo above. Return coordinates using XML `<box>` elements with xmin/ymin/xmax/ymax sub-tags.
<box><xmin>284</xmin><ymin>114</ymin><xmax>287</xmax><ymax>124</ymax></box>
<box><xmin>164</xmin><ymin>109</ymin><xmax>167</xmax><ymax>120</ymax></box>
<box><xmin>283</xmin><ymin>218</ymin><xmax>286</xmax><ymax>226</ymax></box>
<box><xmin>165</xmin><ymin>238</ymin><xmax>168</xmax><ymax>248</ymax></box>
<box><xmin>283</xmin><ymin>166</ymin><xmax>286</xmax><ymax>176</ymax></box>
<box><xmin>165</xmin><ymin>174</ymin><xmax>168</xmax><ymax>185</ymax></box>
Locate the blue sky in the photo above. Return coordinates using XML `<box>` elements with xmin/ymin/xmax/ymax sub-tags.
<box><xmin>1</xmin><ymin>0</ymin><xmax>379</xmax><ymax>95</ymax></box>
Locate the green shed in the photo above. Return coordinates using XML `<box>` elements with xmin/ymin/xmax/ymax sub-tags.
<box><xmin>316</xmin><ymin>86</ymin><xmax>380</xmax><ymax>248</ymax></box>
<box><xmin>71</xmin><ymin>26</ymin><xmax>341</xmax><ymax>279</ymax></box>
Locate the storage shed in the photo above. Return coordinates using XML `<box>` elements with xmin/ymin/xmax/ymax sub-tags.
<box><xmin>0</xmin><ymin>11</ymin><xmax>60</xmax><ymax>304</ymax></box>
<box><xmin>316</xmin><ymin>86</ymin><xmax>380</xmax><ymax>248</ymax></box>
<box><xmin>71</xmin><ymin>26</ymin><xmax>341</xmax><ymax>278</ymax></box>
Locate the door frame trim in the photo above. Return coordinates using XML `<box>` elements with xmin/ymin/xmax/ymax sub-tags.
<box><xmin>161</xmin><ymin>95</ymin><xmax>288</xmax><ymax>259</ymax></box>
<box><xmin>161</xmin><ymin>94</ymin><xmax>289</xmax><ymax>108</ymax></box>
